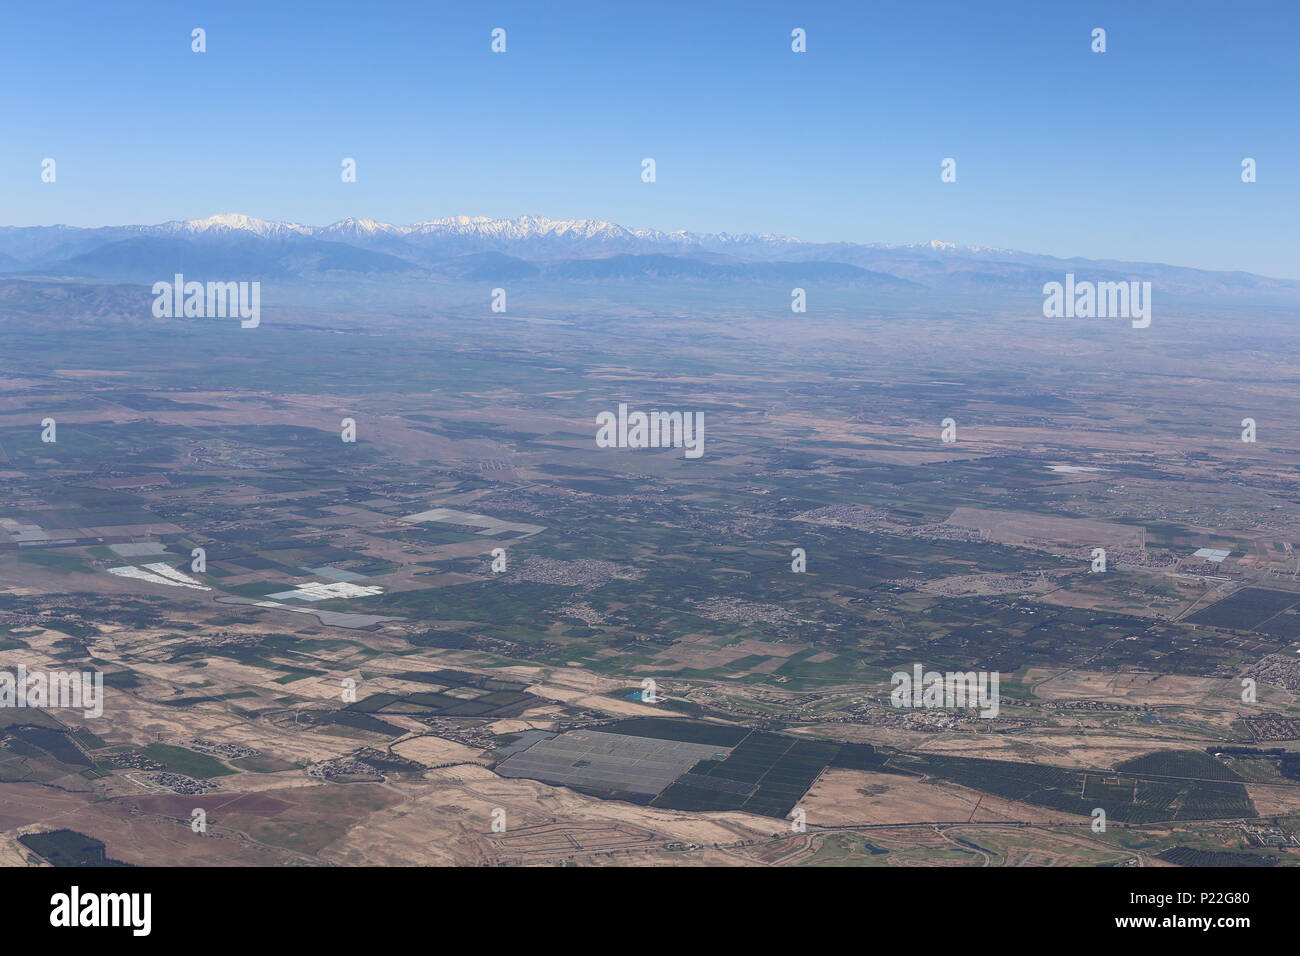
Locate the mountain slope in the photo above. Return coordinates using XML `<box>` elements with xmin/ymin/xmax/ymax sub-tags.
<box><xmin>1</xmin><ymin>214</ymin><xmax>1295</xmax><ymax>301</ymax></box>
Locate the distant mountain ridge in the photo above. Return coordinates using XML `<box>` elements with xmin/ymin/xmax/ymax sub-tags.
<box><xmin>0</xmin><ymin>214</ymin><xmax>1296</xmax><ymax>301</ymax></box>
<box><xmin>0</xmin><ymin>212</ymin><xmax>1019</xmax><ymax>257</ymax></box>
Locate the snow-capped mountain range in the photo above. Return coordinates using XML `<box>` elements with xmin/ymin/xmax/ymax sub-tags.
<box><xmin>0</xmin><ymin>214</ymin><xmax>1295</xmax><ymax>301</ymax></box>
<box><xmin>128</xmin><ymin>212</ymin><xmax>838</xmax><ymax>257</ymax></box>
<box><xmin>125</xmin><ymin>213</ymin><xmax>1000</xmax><ymax>255</ymax></box>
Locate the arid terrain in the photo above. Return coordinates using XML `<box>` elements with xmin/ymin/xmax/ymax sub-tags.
<box><xmin>1</xmin><ymin>274</ymin><xmax>1299</xmax><ymax>869</ymax></box>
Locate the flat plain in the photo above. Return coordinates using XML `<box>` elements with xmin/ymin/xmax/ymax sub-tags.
<box><xmin>3</xmin><ymin>280</ymin><xmax>1300</xmax><ymax>867</ymax></box>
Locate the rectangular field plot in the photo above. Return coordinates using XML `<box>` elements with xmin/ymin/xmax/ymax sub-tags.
<box><xmin>901</xmin><ymin>751</ymin><xmax>1256</xmax><ymax>824</ymax></box>
<box><xmin>654</xmin><ymin>732</ymin><xmax>841</xmax><ymax>818</ymax></box>
<box><xmin>495</xmin><ymin>729</ymin><xmax>734</xmax><ymax>795</ymax></box>
<box><xmin>497</xmin><ymin>722</ymin><xmax>895</xmax><ymax>819</ymax></box>
<box><xmin>1187</xmin><ymin>587</ymin><xmax>1300</xmax><ymax>631</ymax></box>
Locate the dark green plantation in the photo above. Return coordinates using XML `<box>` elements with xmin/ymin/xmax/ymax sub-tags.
<box><xmin>18</xmin><ymin>830</ymin><xmax>130</xmax><ymax>867</ymax></box>
<box><xmin>893</xmin><ymin>751</ymin><xmax>1256</xmax><ymax>825</ymax></box>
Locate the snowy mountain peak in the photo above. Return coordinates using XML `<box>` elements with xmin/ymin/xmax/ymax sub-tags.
<box><xmin>163</xmin><ymin>213</ymin><xmax>313</xmax><ymax>238</ymax></box>
<box><xmin>324</xmin><ymin>217</ymin><xmax>395</xmax><ymax>236</ymax></box>
<box><xmin>402</xmin><ymin>215</ymin><xmax>640</xmax><ymax>240</ymax></box>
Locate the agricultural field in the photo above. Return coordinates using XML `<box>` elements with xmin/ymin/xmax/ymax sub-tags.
<box><xmin>3</xmin><ymin>278</ymin><xmax>1300</xmax><ymax>868</ymax></box>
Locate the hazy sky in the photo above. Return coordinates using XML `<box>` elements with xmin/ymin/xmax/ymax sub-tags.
<box><xmin>2</xmin><ymin>0</ymin><xmax>1296</xmax><ymax>277</ymax></box>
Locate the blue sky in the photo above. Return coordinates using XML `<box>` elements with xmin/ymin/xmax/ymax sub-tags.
<box><xmin>2</xmin><ymin>0</ymin><xmax>1296</xmax><ymax>276</ymax></box>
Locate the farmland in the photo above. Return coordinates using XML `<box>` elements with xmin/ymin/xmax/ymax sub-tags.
<box><xmin>2</xmin><ymin>281</ymin><xmax>1300</xmax><ymax>867</ymax></box>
